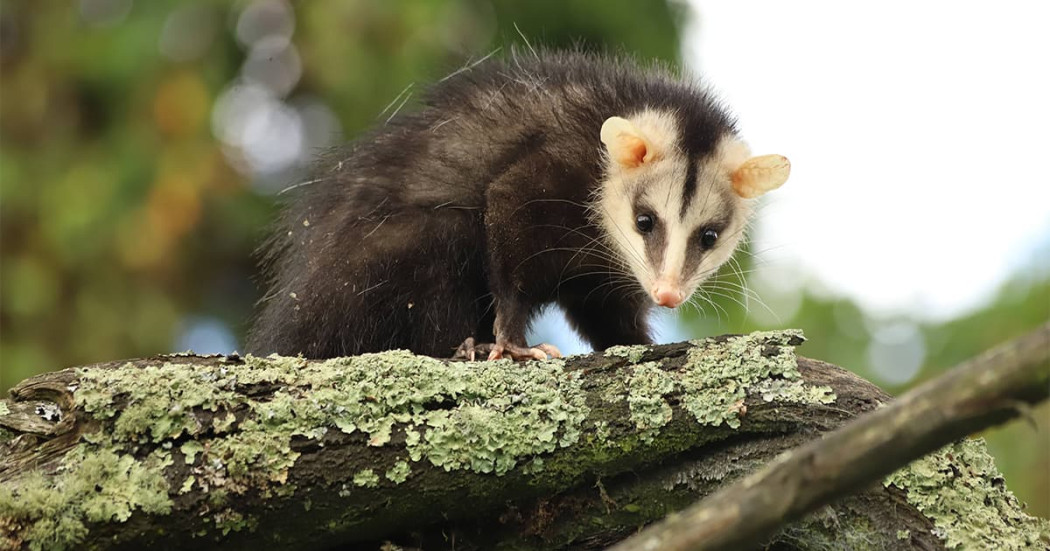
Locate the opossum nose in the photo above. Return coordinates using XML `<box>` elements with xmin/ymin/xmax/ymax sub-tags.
<box><xmin>652</xmin><ymin>285</ymin><xmax>685</xmax><ymax>308</ymax></box>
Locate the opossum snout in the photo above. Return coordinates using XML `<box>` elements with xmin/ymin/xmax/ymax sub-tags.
<box><xmin>651</xmin><ymin>279</ymin><xmax>685</xmax><ymax>308</ymax></box>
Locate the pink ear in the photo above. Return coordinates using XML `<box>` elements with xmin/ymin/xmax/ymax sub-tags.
<box><xmin>730</xmin><ymin>154</ymin><xmax>791</xmax><ymax>198</ymax></box>
<box><xmin>601</xmin><ymin>117</ymin><xmax>652</xmax><ymax>168</ymax></box>
<box><xmin>616</xmin><ymin>135</ymin><xmax>648</xmax><ymax>168</ymax></box>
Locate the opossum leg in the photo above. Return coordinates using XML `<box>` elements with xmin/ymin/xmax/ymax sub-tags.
<box><xmin>486</xmin><ymin>305</ymin><xmax>562</xmax><ymax>360</ymax></box>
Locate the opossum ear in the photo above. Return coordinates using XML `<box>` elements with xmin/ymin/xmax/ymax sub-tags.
<box><xmin>601</xmin><ymin>116</ymin><xmax>653</xmax><ymax>168</ymax></box>
<box><xmin>730</xmin><ymin>154</ymin><xmax>791</xmax><ymax>198</ymax></box>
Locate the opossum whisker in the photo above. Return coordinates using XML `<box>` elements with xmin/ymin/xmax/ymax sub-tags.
<box><xmin>733</xmin><ymin>244</ymin><xmax>789</xmax><ymax>261</ymax></box>
<box><xmin>726</xmin><ymin>255</ymin><xmax>771</xmax><ymax>310</ymax></box>
<box><xmin>605</xmin><ymin>280</ymin><xmax>648</xmax><ymax>306</ymax></box>
<box><xmin>695</xmin><ymin>289</ymin><xmax>728</xmax><ymax>324</ymax></box>
<box><xmin>707</xmin><ymin>274</ymin><xmax>767</xmax><ymax>299</ymax></box>
<box><xmin>586</xmin><ymin>277</ymin><xmax>645</xmax><ymax>305</ymax></box>
<box><xmin>707</xmin><ymin>283</ymin><xmax>778</xmax><ymax>322</ymax></box>
<box><xmin>700</xmin><ymin>286</ymin><xmax>753</xmax><ymax>317</ymax></box>
<box><xmin>706</xmin><ymin>277</ymin><xmax>780</xmax><ymax>322</ymax></box>
<box><xmin>596</xmin><ymin>204</ymin><xmax>652</xmax><ymax>278</ymax></box>
<box><xmin>560</xmin><ymin>269</ymin><xmax>637</xmax><ymax>287</ymax></box>
<box><xmin>686</xmin><ymin>296</ymin><xmax>706</xmax><ymax>319</ymax></box>
<box><xmin>512</xmin><ymin>222</ymin><xmax>623</xmax><ymax>266</ymax></box>
<box><xmin>724</xmin><ymin>256</ymin><xmax>754</xmax><ymax>302</ymax></box>
<box><xmin>511</xmin><ymin>244</ymin><xmax>616</xmax><ymax>274</ymax></box>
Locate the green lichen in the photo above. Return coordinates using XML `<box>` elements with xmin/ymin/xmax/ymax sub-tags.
<box><xmin>605</xmin><ymin>344</ymin><xmax>647</xmax><ymax>364</ymax></box>
<box><xmin>752</xmin><ymin>378</ymin><xmax>836</xmax><ymax>406</ymax></box>
<box><xmin>680</xmin><ymin>330</ymin><xmax>830</xmax><ymax>429</ymax></box>
<box><xmin>207</xmin><ymin>429</ymin><xmax>299</xmax><ymax>487</ymax></box>
<box><xmin>385</xmin><ymin>461</ymin><xmax>411</xmax><ymax>484</ymax></box>
<box><xmin>0</xmin><ymin>401</ymin><xmax>10</xmax><ymax>416</ymax></box>
<box><xmin>896</xmin><ymin>529</ymin><xmax>910</xmax><ymax>540</ymax></box>
<box><xmin>300</xmin><ymin>353</ymin><xmax>591</xmax><ymax>476</ymax></box>
<box><xmin>625</xmin><ymin>362</ymin><xmax>676</xmax><ymax>439</ymax></box>
<box><xmin>212</xmin><ymin>410</ymin><xmax>237</xmax><ymax>433</ymax></box>
<box><xmin>179</xmin><ymin>476</ymin><xmax>195</xmax><ymax>495</ymax></box>
<box><xmin>75</xmin><ymin>361</ymin><xmax>240</xmax><ymax>443</ymax></box>
<box><xmin>600</xmin><ymin>378</ymin><xmax>628</xmax><ymax>406</ymax></box>
<box><xmin>0</xmin><ymin>446</ymin><xmax>172</xmax><ymax>551</ymax></box>
<box><xmin>180</xmin><ymin>441</ymin><xmax>204</xmax><ymax>465</ymax></box>
<box><xmin>885</xmin><ymin>438</ymin><xmax>1050</xmax><ymax>549</ymax></box>
<box><xmin>619</xmin><ymin>330</ymin><xmax>830</xmax><ymax>433</ymax></box>
<box><xmin>64</xmin><ymin>349</ymin><xmax>591</xmax><ymax>500</ymax></box>
<box><xmin>353</xmin><ymin>469</ymin><xmax>380</xmax><ymax>488</ymax></box>
<box><xmin>303</xmin><ymin>352</ymin><xmax>590</xmax><ymax>475</ymax></box>
<box><xmin>237</xmin><ymin>354</ymin><xmax>305</xmax><ymax>386</ymax></box>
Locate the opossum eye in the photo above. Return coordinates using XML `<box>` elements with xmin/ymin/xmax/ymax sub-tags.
<box><xmin>635</xmin><ymin>214</ymin><xmax>655</xmax><ymax>234</ymax></box>
<box><xmin>700</xmin><ymin>228</ymin><xmax>719</xmax><ymax>249</ymax></box>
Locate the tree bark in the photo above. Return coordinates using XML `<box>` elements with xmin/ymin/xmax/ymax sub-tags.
<box><xmin>0</xmin><ymin>330</ymin><xmax>1045</xmax><ymax>551</ymax></box>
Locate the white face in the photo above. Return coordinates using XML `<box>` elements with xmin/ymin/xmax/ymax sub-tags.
<box><xmin>596</xmin><ymin>110</ymin><xmax>758</xmax><ymax>308</ymax></box>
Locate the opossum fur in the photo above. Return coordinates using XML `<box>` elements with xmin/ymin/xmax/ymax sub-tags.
<box><xmin>247</xmin><ymin>50</ymin><xmax>789</xmax><ymax>359</ymax></box>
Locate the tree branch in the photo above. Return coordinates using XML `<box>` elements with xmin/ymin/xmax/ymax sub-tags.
<box><xmin>609</xmin><ymin>322</ymin><xmax>1050</xmax><ymax>551</ymax></box>
<box><xmin>1</xmin><ymin>329</ymin><xmax>1046</xmax><ymax>550</ymax></box>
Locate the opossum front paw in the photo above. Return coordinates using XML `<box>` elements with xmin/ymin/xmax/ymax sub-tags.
<box><xmin>452</xmin><ymin>338</ymin><xmax>562</xmax><ymax>361</ymax></box>
<box><xmin>487</xmin><ymin>342</ymin><xmax>562</xmax><ymax>361</ymax></box>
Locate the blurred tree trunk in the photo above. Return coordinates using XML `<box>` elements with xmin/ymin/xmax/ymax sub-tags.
<box><xmin>1</xmin><ymin>330</ymin><xmax>1045</xmax><ymax>550</ymax></box>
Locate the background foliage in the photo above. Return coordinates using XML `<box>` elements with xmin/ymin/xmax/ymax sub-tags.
<box><xmin>1</xmin><ymin>0</ymin><xmax>1045</xmax><ymax>517</ymax></box>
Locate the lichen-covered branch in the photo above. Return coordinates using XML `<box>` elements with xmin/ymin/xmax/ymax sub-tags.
<box><xmin>0</xmin><ymin>330</ymin><xmax>1045</xmax><ymax>551</ymax></box>
<box><xmin>609</xmin><ymin>322</ymin><xmax>1050</xmax><ymax>551</ymax></box>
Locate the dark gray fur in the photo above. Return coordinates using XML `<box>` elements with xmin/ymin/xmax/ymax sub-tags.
<box><xmin>247</xmin><ymin>50</ymin><xmax>736</xmax><ymax>358</ymax></box>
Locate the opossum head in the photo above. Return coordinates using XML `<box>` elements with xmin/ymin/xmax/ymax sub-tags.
<box><xmin>596</xmin><ymin>109</ymin><xmax>790</xmax><ymax>309</ymax></box>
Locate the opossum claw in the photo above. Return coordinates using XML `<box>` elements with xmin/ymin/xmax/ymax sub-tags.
<box><xmin>486</xmin><ymin>342</ymin><xmax>559</xmax><ymax>361</ymax></box>
<box><xmin>453</xmin><ymin>337</ymin><xmax>495</xmax><ymax>361</ymax></box>
<box><xmin>534</xmin><ymin>343</ymin><xmax>562</xmax><ymax>359</ymax></box>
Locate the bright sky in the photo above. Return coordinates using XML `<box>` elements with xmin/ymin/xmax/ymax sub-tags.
<box><xmin>684</xmin><ymin>1</ymin><xmax>1050</xmax><ymax>320</ymax></box>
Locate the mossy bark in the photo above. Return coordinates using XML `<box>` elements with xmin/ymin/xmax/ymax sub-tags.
<box><xmin>0</xmin><ymin>331</ymin><xmax>1043</xmax><ymax>550</ymax></box>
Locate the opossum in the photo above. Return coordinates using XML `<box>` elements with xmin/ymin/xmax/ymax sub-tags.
<box><xmin>246</xmin><ymin>50</ymin><xmax>789</xmax><ymax>361</ymax></box>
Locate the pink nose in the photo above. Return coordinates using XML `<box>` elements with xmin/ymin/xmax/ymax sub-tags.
<box><xmin>652</xmin><ymin>286</ymin><xmax>685</xmax><ymax>308</ymax></box>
